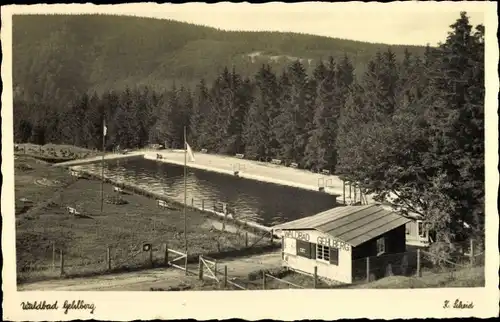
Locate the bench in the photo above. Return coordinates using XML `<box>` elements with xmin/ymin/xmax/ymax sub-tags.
<box><xmin>156</xmin><ymin>153</ymin><xmax>163</xmax><ymax>160</ymax></box>
<box><xmin>271</xmin><ymin>159</ymin><xmax>282</xmax><ymax>165</ymax></box>
<box><xmin>150</xmin><ymin>144</ymin><xmax>163</xmax><ymax>150</ymax></box>
<box><xmin>235</xmin><ymin>153</ymin><xmax>245</xmax><ymax>159</ymax></box>
<box><xmin>289</xmin><ymin>162</ymin><xmax>298</xmax><ymax>168</ymax></box>
<box><xmin>66</xmin><ymin>206</ymin><xmax>77</xmax><ymax>214</ymax></box>
<box><xmin>157</xmin><ymin>200</ymin><xmax>168</xmax><ymax>208</ymax></box>
<box><xmin>321</xmin><ymin>169</ymin><xmax>331</xmax><ymax>175</ymax></box>
<box><xmin>201</xmin><ymin>149</ymin><xmax>208</xmax><ymax>153</ymax></box>
<box><xmin>70</xmin><ymin>170</ymin><xmax>88</xmax><ymax>179</ymax></box>
<box><xmin>113</xmin><ymin>186</ymin><xmax>124</xmax><ymax>193</ymax></box>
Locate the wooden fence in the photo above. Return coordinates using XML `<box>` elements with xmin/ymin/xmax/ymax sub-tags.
<box><xmin>262</xmin><ymin>271</ymin><xmax>305</xmax><ymax>289</ymax></box>
<box><xmin>37</xmin><ymin>242</ymin><xmax>184</xmax><ymax>278</ymax></box>
<box><xmin>197</xmin><ymin>255</ymin><xmax>247</xmax><ymax>290</ymax></box>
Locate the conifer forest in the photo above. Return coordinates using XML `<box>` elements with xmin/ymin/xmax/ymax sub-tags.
<box><xmin>13</xmin><ymin>12</ymin><xmax>485</xmax><ymax>247</ymax></box>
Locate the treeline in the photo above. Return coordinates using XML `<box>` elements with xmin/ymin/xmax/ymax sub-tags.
<box><xmin>14</xmin><ymin>55</ymin><xmax>356</xmax><ymax>170</ymax></box>
<box><xmin>13</xmin><ymin>13</ymin><xmax>484</xmax><ymax>249</ymax></box>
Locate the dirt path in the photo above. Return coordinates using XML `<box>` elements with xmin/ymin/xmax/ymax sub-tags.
<box><xmin>18</xmin><ymin>268</ymin><xmax>191</xmax><ymax>291</ymax></box>
<box><xmin>219</xmin><ymin>251</ymin><xmax>282</xmax><ymax>278</ymax></box>
<box><xmin>18</xmin><ymin>251</ymin><xmax>283</xmax><ymax>291</ymax></box>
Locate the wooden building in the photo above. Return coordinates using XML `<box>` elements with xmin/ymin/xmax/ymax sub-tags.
<box><xmin>404</xmin><ymin>212</ymin><xmax>431</xmax><ymax>247</ymax></box>
<box><xmin>273</xmin><ymin>204</ymin><xmax>411</xmax><ymax>284</ymax></box>
<box><xmin>378</xmin><ymin>203</ymin><xmax>431</xmax><ymax>247</ymax></box>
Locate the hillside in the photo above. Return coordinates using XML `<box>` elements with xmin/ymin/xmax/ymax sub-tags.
<box><xmin>12</xmin><ymin>14</ymin><xmax>427</xmax><ymax>105</ymax></box>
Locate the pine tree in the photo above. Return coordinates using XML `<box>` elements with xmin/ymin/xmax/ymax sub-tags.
<box><xmin>134</xmin><ymin>86</ymin><xmax>154</xmax><ymax>147</ymax></box>
<box><xmin>274</xmin><ymin>61</ymin><xmax>309</xmax><ymax>165</ymax></box>
<box><xmin>273</xmin><ymin>70</ymin><xmax>295</xmax><ymax>163</ymax></box>
<box><xmin>222</xmin><ymin>67</ymin><xmax>247</xmax><ymax>154</ymax></box>
<box><xmin>69</xmin><ymin>93</ymin><xmax>89</xmax><ymax>147</ymax></box>
<box><xmin>177</xmin><ymin>85</ymin><xmax>193</xmax><ymax>142</ymax></box>
<box><xmin>164</xmin><ymin>84</ymin><xmax>182</xmax><ymax>149</ymax></box>
<box><xmin>243</xmin><ymin>64</ymin><xmax>278</xmax><ymax>160</ymax></box>
<box><xmin>190</xmin><ymin>79</ymin><xmax>211</xmax><ymax>149</ymax></box>
<box><xmin>82</xmin><ymin>91</ymin><xmax>102</xmax><ymax>149</ymax></box>
<box><xmin>149</xmin><ymin>89</ymin><xmax>170</xmax><ymax>148</ymax></box>
<box><xmin>379</xmin><ymin>48</ymin><xmax>399</xmax><ymax>115</ymax></box>
<box><xmin>304</xmin><ymin>59</ymin><xmax>337</xmax><ymax>171</ymax></box>
<box><xmin>234</xmin><ymin>77</ymin><xmax>255</xmax><ymax>154</ymax></box>
<box><xmin>423</xmin><ymin>12</ymin><xmax>485</xmax><ymax>242</ymax></box>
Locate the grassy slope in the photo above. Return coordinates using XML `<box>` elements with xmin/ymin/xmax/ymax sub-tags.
<box><xmin>169</xmin><ymin>266</ymin><xmax>485</xmax><ymax>291</ymax></box>
<box><xmin>12</xmin><ymin>14</ymin><xmax>427</xmax><ymax>99</ymax></box>
<box><xmin>14</xmin><ymin>150</ymin><xmax>261</xmax><ymax>283</ymax></box>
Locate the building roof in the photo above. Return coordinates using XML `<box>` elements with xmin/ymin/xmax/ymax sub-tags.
<box><xmin>273</xmin><ymin>204</ymin><xmax>411</xmax><ymax>247</ymax></box>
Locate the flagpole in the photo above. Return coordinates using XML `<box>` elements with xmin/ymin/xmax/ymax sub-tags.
<box><xmin>100</xmin><ymin>119</ymin><xmax>105</xmax><ymax>213</ymax></box>
<box><xmin>183</xmin><ymin>126</ymin><xmax>188</xmax><ymax>254</ymax></box>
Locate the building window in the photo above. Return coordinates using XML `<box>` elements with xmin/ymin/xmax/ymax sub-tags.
<box><xmin>329</xmin><ymin>247</ymin><xmax>339</xmax><ymax>266</ymax></box>
<box><xmin>316</xmin><ymin>244</ymin><xmax>330</xmax><ymax>262</ymax></box>
<box><xmin>296</xmin><ymin>240</ymin><xmax>314</xmax><ymax>259</ymax></box>
<box><xmin>376</xmin><ymin>237</ymin><xmax>386</xmax><ymax>256</ymax></box>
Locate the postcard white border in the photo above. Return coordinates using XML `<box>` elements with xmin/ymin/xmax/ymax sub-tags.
<box><xmin>2</xmin><ymin>2</ymin><xmax>499</xmax><ymax>320</ymax></box>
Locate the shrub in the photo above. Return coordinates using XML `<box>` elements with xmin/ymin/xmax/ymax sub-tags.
<box><xmin>105</xmin><ymin>196</ymin><xmax>128</xmax><ymax>205</ymax></box>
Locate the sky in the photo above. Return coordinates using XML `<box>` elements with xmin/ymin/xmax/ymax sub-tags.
<box><xmin>6</xmin><ymin>2</ymin><xmax>489</xmax><ymax>46</ymax></box>
<box><xmin>104</xmin><ymin>2</ymin><xmax>487</xmax><ymax>46</ymax></box>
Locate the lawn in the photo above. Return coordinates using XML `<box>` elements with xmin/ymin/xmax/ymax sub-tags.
<box><xmin>347</xmin><ymin>266</ymin><xmax>485</xmax><ymax>289</ymax></box>
<box><xmin>14</xmin><ymin>155</ymin><xmax>78</xmax><ymax>215</ymax></box>
<box><xmin>151</xmin><ymin>264</ymin><xmax>485</xmax><ymax>291</ymax></box>
<box><xmin>14</xmin><ymin>155</ymin><xmax>266</xmax><ymax>284</ymax></box>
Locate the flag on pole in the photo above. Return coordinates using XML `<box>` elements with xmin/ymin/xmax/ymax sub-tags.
<box><xmin>186</xmin><ymin>142</ymin><xmax>195</xmax><ymax>162</ymax></box>
<box><xmin>103</xmin><ymin>120</ymin><xmax>107</xmax><ymax>137</ymax></box>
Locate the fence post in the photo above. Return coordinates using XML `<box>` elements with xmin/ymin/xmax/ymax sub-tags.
<box><xmin>60</xmin><ymin>249</ymin><xmax>65</xmax><ymax>276</ymax></box>
<box><xmin>185</xmin><ymin>253</ymin><xmax>188</xmax><ymax>276</ymax></box>
<box><xmin>281</xmin><ymin>236</ymin><xmax>284</xmax><ymax>259</ymax></box>
<box><xmin>262</xmin><ymin>271</ymin><xmax>267</xmax><ymax>290</ymax></box>
<box><xmin>223</xmin><ymin>265</ymin><xmax>228</xmax><ymax>288</ymax></box>
<box><xmin>245</xmin><ymin>232</ymin><xmax>249</xmax><ymax>248</ymax></box>
<box><xmin>366</xmin><ymin>257</ymin><xmax>370</xmax><ymax>283</ymax></box>
<box><xmin>202</xmin><ymin>199</ymin><xmax>205</xmax><ymax>210</ymax></box>
<box><xmin>470</xmin><ymin>239</ymin><xmax>475</xmax><ymax>265</ymax></box>
<box><xmin>416</xmin><ymin>249</ymin><xmax>421</xmax><ymax>277</ymax></box>
<box><xmin>343</xmin><ymin>180</ymin><xmax>346</xmax><ymax>204</ymax></box>
<box><xmin>223</xmin><ymin>212</ymin><xmax>226</xmax><ymax>231</ymax></box>
<box><xmin>52</xmin><ymin>242</ymin><xmax>56</xmax><ymax>270</ymax></box>
<box><xmin>191</xmin><ymin>197</ymin><xmax>194</xmax><ymax>207</ymax></box>
<box><xmin>198</xmin><ymin>256</ymin><xmax>204</xmax><ymax>280</ymax></box>
<box><xmin>214</xmin><ymin>260</ymin><xmax>218</xmax><ymax>278</ymax></box>
<box><xmin>270</xmin><ymin>229</ymin><xmax>274</xmax><ymax>244</ymax></box>
<box><xmin>313</xmin><ymin>266</ymin><xmax>318</xmax><ymax>288</ymax></box>
<box><xmin>107</xmin><ymin>246</ymin><xmax>112</xmax><ymax>271</ymax></box>
<box><xmin>149</xmin><ymin>245</ymin><xmax>153</xmax><ymax>268</ymax></box>
<box><xmin>164</xmin><ymin>242</ymin><xmax>169</xmax><ymax>267</ymax></box>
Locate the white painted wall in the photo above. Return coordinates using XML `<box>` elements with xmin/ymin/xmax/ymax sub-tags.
<box><xmin>405</xmin><ymin>220</ymin><xmax>430</xmax><ymax>247</ymax></box>
<box><xmin>281</xmin><ymin>229</ymin><xmax>353</xmax><ymax>284</ymax></box>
